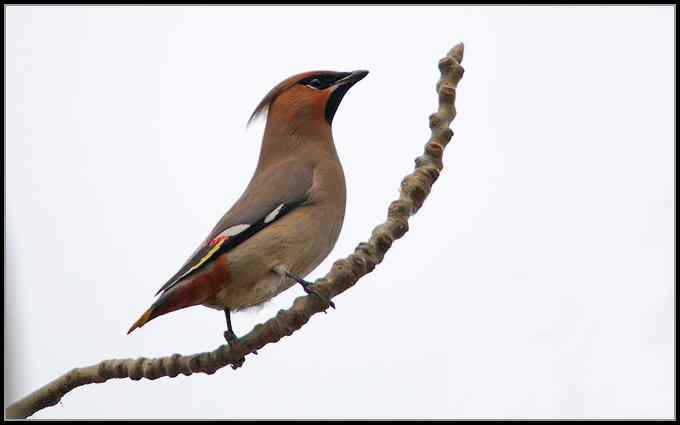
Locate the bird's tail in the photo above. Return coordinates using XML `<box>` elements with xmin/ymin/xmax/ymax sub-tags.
<box><xmin>127</xmin><ymin>308</ymin><xmax>155</xmax><ymax>334</ymax></box>
<box><xmin>127</xmin><ymin>278</ymin><xmax>220</xmax><ymax>335</ymax></box>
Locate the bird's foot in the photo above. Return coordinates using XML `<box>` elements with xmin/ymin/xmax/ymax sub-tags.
<box><xmin>224</xmin><ymin>329</ymin><xmax>257</xmax><ymax>355</ymax></box>
<box><xmin>223</xmin><ymin>329</ymin><xmax>238</xmax><ymax>344</ymax></box>
<box><xmin>284</xmin><ymin>270</ymin><xmax>335</xmax><ymax>311</ymax></box>
<box><xmin>223</xmin><ymin>331</ymin><xmax>245</xmax><ymax>369</ymax></box>
<box><xmin>223</xmin><ymin>330</ymin><xmax>256</xmax><ymax>370</ymax></box>
<box><xmin>299</xmin><ymin>280</ymin><xmax>336</xmax><ymax>310</ymax></box>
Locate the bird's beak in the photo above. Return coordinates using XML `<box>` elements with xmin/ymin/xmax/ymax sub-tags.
<box><xmin>333</xmin><ymin>70</ymin><xmax>370</xmax><ymax>89</ymax></box>
<box><xmin>325</xmin><ymin>69</ymin><xmax>369</xmax><ymax>124</ymax></box>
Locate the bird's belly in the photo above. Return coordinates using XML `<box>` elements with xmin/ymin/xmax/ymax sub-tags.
<box><xmin>205</xmin><ymin>205</ymin><xmax>342</xmax><ymax>311</ymax></box>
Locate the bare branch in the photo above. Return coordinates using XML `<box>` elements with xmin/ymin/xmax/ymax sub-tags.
<box><xmin>5</xmin><ymin>43</ymin><xmax>465</xmax><ymax>420</ymax></box>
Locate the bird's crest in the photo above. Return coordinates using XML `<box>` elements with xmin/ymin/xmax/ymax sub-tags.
<box><xmin>247</xmin><ymin>70</ymin><xmax>333</xmax><ymax>126</ymax></box>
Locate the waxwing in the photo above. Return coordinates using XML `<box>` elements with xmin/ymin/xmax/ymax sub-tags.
<box><xmin>128</xmin><ymin>69</ymin><xmax>369</xmax><ymax>345</ymax></box>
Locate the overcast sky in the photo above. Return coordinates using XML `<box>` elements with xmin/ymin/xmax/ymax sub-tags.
<box><xmin>4</xmin><ymin>5</ymin><xmax>674</xmax><ymax>420</ymax></box>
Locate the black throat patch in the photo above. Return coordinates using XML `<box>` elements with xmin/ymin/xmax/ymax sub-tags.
<box><xmin>325</xmin><ymin>83</ymin><xmax>352</xmax><ymax>124</ymax></box>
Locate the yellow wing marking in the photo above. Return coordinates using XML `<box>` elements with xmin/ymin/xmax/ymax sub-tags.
<box><xmin>175</xmin><ymin>237</ymin><xmax>228</xmax><ymax>282</ymax></box>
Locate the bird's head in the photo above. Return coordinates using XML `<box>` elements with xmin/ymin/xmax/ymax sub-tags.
<box><xmin>248</xmin><ymin>70</ymin><xmax>369</xmax><ymax>128</ymax></box>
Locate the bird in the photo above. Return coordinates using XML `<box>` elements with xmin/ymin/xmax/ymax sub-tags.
<box><xmin>127</xmin><ymin>69</ymin><xmax>369</xmax><ymax>348</ymax></box>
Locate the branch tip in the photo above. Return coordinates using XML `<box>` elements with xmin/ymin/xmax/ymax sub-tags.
<box><xmin>449</xmin><ymin>42</ymin><xmax>465</xmax><ymax>63</ymax></box>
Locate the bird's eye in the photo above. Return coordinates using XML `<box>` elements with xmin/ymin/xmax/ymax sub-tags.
<box><xmin>307</xmin><ymin>78</ymin><xmax>322</xmax><ymax>89</ymax></box>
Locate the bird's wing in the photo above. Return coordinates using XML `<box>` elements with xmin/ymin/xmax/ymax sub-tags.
<box><xmin>155</xmin><ymin>160</ymin><xmax>315</xmax><ymax>296</ymax></box>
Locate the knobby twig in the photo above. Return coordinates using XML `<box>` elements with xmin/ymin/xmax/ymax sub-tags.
<box><xmin>6</xmin><ymin>43</ymin><xmax>465</xmax><ymax>419</ymax></box>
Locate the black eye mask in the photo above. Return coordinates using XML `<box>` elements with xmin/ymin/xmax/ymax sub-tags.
<box><xmin>298</xmin><ymin>73</ymin><xmax>350</xmax><ymax>90</ymax></box>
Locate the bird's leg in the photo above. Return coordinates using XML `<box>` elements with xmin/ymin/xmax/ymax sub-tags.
<box><xmin>223</xmin><ymin>308</ymin><xmax>238</xmax><ymax>345</ymax></box>
<box><xmin>285</xmin><ymin>270</ymin><xmax>336</xmax><ymax>309</ymax></box>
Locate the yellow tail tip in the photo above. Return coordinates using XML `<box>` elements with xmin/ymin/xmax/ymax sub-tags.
<box><xmin>127</xmin><ymin>309</ymin><xmax>153</xmax><ymax>335</ymax></box>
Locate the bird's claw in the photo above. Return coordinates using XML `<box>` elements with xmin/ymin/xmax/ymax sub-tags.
<box><xmin>223</xmin><ymin>331</ymin><xmax>257</xmax><ymax>369</ymax></box>
<box><xmin>286</xmin><ymin>271</ymin><xmax>336</xmax><ymax>311</ymax></box>
<box><xmin>302</xmin><ymin>284</ymin><xmax>336</xmax><ymax>310</ymax></box>
<box><xmin>223</xmin><ymin>330</ymin><xmax>237</xmax><ymax>344</ymax></box>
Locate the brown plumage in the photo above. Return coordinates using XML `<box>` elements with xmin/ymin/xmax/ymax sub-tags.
<box><xmin>128</xmin><ymin>69</ymin><xmax>368</xmax><ymax>340</ymax></box>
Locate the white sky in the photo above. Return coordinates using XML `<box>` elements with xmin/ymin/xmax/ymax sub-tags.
<box><xmin>4</xmin><ymin>5</ymin><xmax>675</xmax><ymax>420</ymax></box>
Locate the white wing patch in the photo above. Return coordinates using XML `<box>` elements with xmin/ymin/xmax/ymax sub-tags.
<box><xmin>167</xmin><ymin>208</ymin><xmax>284</xmax><ymax>288</ymax></box>
<box><xmin>216</xmin><ymin>224</ymin><xmax>250</xmax><ymax>239</ymax></box>
<box><xmin>265</xmin><ymin>203</ymin><xmax>285</xmax><ymax>224</ymax></box>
